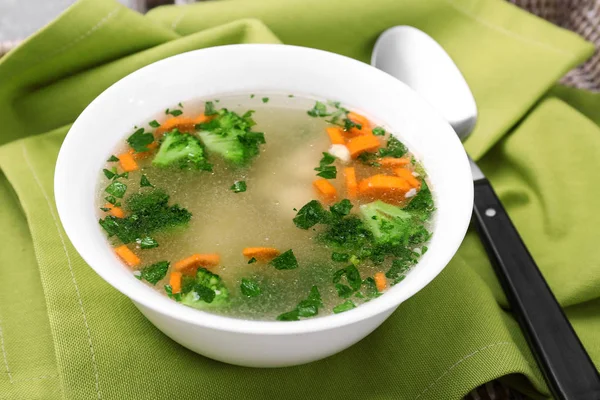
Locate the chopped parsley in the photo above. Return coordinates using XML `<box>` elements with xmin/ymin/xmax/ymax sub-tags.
<box><xmin>164</xmin><ymin>284</ymin><xmax>181</xmax><ymax>302</ymax></box>
<box><xmin>356</xmin><ymin>152</ymin><xmax>381</xmax><ymax>167</ymax></box>
<box><xmin>261</xmin><ymin>97</ymin><xmax>269</xmax><ymax>103</ymax></box>
<box><xmin>240</xmin><ymin>278</ymin><xmax>261</xmax><ymax>297</ymax></box>
<box><xmin>165</xmin><ymin>108</ymin><xmax>183</xmax><ymax>117</ymax></box>
<box><xmin>270</xmin><ymin>249</ymin><xmax>298</xmax><ymax>270</ymax></box>
<box><xmin>127</xmin><ymin>128</ymin><xmax>154</xmax><ymax>153</ymax></box>
<box><xmin>137</xmin><ymin>236</ymin><xmax>158</xmax><ymax>249</ymax></box>
<box><xmin>107</xmin><ymin>155</ymin><xmax>119</xmax><ymax>162</ymax></box>
<box><xmin>330</xmin><ymin>199</ymin><xmax>353</xmax><ymax>217</ymax></box>
<box><xmin>149</xmin><ymin>120</ymin><xmax>160</xmax><ymax>128</ymax></box>
<box><xmin>230</xmin><ymin>181</ymin><xmax>247</xmax><ymax>193</ymax></box>
<box><xmin>314</xmin><ymin>152</ymin><xmax>337</xmax><ymax>179</ymax></box>
<box><xmin>104</xmin><ymin>195</ymin><xmax>120</xmax><ymax>206</ymax></box>
<box><xmin>372</xmin><ymin>127</ymin><xmax>386</xmax><ymax>136</ymax></box>
<box><xmin>333</xmin><ymin>265</ymin><xmax>362</xmax><ymax>291</ymax></box>
<box><xmin>103</xmin><ymin>168</ymin><xmax>116</xmax><ymax>179</ymax></box>
<box><xmin>204</xmin><ymin>101</ymin><xmax>217</xmax><ymax>116</ymax></box>
<box><xmin>333</xmin><ymin>300</ymin><xmax>356</xmax><ymax>313</ymax></box>
<box><xmin>100</xmin><ymin>207</ymin><xmax>111</xmax><ymax>212</ymax></box>
<box><xmin>335</xmin><ymin>284</ymin><xmax>353</xmax><ymax>298</ymax></box>
<box><xmin>247</xmin><ymin>257</ymin><xmax>257</xmax><ymax>264</ymax></box>
<box><xmin>140</xmin><ymin>261</ymin><xmax>169</xmax><ymax>285</ymax></box>
<box><xmin>250</xmin><ymin>94</ymin><xmax>255</xmax><ymax>98</ymax></box>
<box><xmin>331</xmin><ymin>252</ymin><xmax>350</xmax><ymax>262</ymax></box>
<box><xmin>307</xmin><ymin>101</ymin><xmax>330</xmax><ymax>117</ymax></box>
<box><xmin>276</xmin><ymin>286</ymin><xmax>323</xmax><ymax>321</ymax></box>
<box><xmin>105</xmin><ymin>181</ymin><xmax>127</xmax><ymax>198</ymax></box>
<box><xmin>288</xmin><ymin>94</ymin><xmax>294</xmax><ymax>98</ymax></box>
<box><xmin>378</xmin><ymin>136</ymin><xmax>407</xmax><ymax>158</ymax></box>
<box><xmin>178</xmin><ymin>102</ymin><xmax>184</xmax><ymax>108</ymax></box>
<box><xmin>293</xmin><ymin>200</ymin><xmax>328</xmax><ymax>229</ymax></box>
<box><xmin>140</xmin><ymin>175</ymin><xmax>154</xmax><ymax>188</ymax></box>
<box><xmin>343</xmin><ymin>118</ymin><xmax>361</xmax><ymax>131</ymax></box>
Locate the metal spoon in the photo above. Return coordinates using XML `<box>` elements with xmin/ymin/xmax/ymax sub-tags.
<box><xmin>372</xmin><ymin>26</ymin><xmax>600</xmax><ymax>400</ymax></box>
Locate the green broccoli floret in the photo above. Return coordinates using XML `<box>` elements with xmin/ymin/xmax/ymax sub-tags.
<box><xmin>98</xmin><ymin>188</ymin><xmax>191</xmax><ymax>244</ymax></box>
<box><xmin>359</xmin><ymin>200</ymin><xmax>432</xmax><ymax>247</ymax></box>
<box><xmin>181</xmin><ymin>268</ymin><xmax>229</xmax><ymax>309</ymax></box>
<box><xmin>196</xmin><ymin>107</ymin><xmax>265</xmax><ymax>166</ymax></box>
<box><xmin>152</xmin><ymin>129</ymin><xmax>212</xmax><ymax>171</ymax></box>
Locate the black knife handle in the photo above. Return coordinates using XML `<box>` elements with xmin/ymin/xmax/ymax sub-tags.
<box><xmin>473</xmin><ymin>178</ymin><xmax>600</xmax><ymax>400</ymax></box>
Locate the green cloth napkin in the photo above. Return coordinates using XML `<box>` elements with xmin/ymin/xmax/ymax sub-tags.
<box><xmin>0</xmin><ymin>0</ymin><xmax>598</xmax><ymax>399</ymax></box>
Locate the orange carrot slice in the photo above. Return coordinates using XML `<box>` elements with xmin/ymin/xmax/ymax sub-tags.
<box><xmin>313</xmin><ymin>179</ymin><xmax>337</xmax><ymax>203</ymax></box>
<box><xmin>358</xmin><ymin>175</ymin><xmax>411</xmax><ymax>201</ymax></box>
<box><xmin>115</xmin><ymin>245</ymin><xmax>140</xmax><ymax>267</ymax></box>
<box><xmin>242</xmin><ymin>247</ymin><xmax>280</xmax><ymax>262</ymax></box>
<box><xmin>104</xmin><ymin>203</ymin><xmax>125</xmax><ymax>218</ymax></box>
<box><xmin>344</xmin><ymin>167</ymin><xmax>358</xmax><ymax>199</ymax></box>
<box><xmin>173</xmin><ymin>253</ymin><xmax>220</xmax><ymax>273</ymax></box>
<box><xmin>118</xmin><ymin>152</ymin><xmax>139</xmax><ymax>172</ymax></box>
<box><xmin>378</xmin><ymin>157</ymin><xmax>410</xmax><ymax>168</ymax></box>
<box><xmin>155</xmin><ymin>114</ymin><xmax>211</xmax><ymax>136</ymax></box>
<box><xmin>393</xmin><ymin>168</ymin><xmax>421</xmax><ymax>189</ymax></box>
<box><xmin>347</xmin><ymin>112</ymin><xmax>370</xmax><ymax>128</ymax></box>
<box><xmin>346</xmin><ymin>135</ymin><xmax>381</xmax><ymax>158</ymax></box>
<box><xmin>374</xmin><ymin>272</ymin><xmax>387</xmax><ymax>292</ymax></box>
<box><xmin>326</xmin><ymin>127</ymin><xmax>346</xmax><ymax>145</ymax></box>
<box><xmin>170</xmin><ymin>272</ymin><xmax>182</xmax><ymax>294</ymax></box>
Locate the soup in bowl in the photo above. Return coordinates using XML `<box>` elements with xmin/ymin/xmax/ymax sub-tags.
<box><xmin>55</xmin><ymin>44</ymin><xmax>472</xmax><ymax>367</ymax></box>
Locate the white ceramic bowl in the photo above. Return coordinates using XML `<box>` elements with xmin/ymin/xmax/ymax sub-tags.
<box><xmin>55</xmin><ymin>44</ymin><xmax>473</xmax><ymax>368</ymax></box>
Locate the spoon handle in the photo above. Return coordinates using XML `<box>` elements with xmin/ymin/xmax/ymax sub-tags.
<box><xmin>472</xmin><ymin>178</ymin><xmax>600</xmax><ymax>400</ymax></box>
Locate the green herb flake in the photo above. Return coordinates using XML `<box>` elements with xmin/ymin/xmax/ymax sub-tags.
<box><xmin>276</xmin><ymin>309</ymin><xmax>300</xmax><ymax>321</ymax></box>
<box><xmin>319</xmin><ymin>152</ymin><xmax>335</xmax><ymax>166</ymax></box>
<box><xmin>107</xmin><ymin>155</ymin><xmax>119</xmax><ymax>162</ymax></box>
<box><xmin>104</xmin><ymin>195</ymin><xmax>119</xmax><ymax>206</ymax></box>
<box><xmin>288</xmin><ymin>94</ymin><xmax>294</xmax><ymax>98</ymax></box>
<box><xmin>343</xmin><ymin>118</ymin><xmax>361</xmax><ymax>131</ymax></box>
<box><xmin>314</xmin><ymin>165</ymin><xmax>337</xmax><ymax>179</ymax></box>
<box><xmin>333</xmin><ymin>265</ymin><xmax>362</xmax><ymax>293</ymax></box>
<box><xmin>261</xmin><ymin>97</ymin><xmax>269</xmax><ymax>103</ymax></box>
<box><xmin>335</xmin><ymin>283</ymin><xmax>354</xmax><ymax>298</ymax></box>
<box><xmin>166</xmin><ymin>108</ymin><xmax>183</xmax><ymax>117</ymax></box>
<box><xmin>372</xmin><ymin>127</ymin><xmax>386</xmax><ymax>136</ymax></box>
<box><xmin>230</xmin><ymin>181</ymin><xmax>247</xmax><ymax>193</ymax></box>
<box><xmin>248</xmin><ymin>257</ymin><xmax>257</xmax><ymax>264</ymax></box>
<box><xmin>307</xmin><ymin>101</ymin><xmax>330</xmax><ymax>117</ymax></box>
<box><xmin>164</xmin><ymin>284</ymin><xmax>182</xmax><ymax>302</ymax></box>
<box><xmin>140</xmin><ymin>261</ymin><xmax>169</xmax><ymax>285</ymax></box>
<box><xmin>100</xmin><ymin>207</ymin><xmax>110</xmax><ymax>212</ymax></box>
<box><xmin>178</xmin><ymin>102</ymin><xmax>184</xmax><ymax>108</ymax></box>
<box><xmin>204</xmin><ymin>101</ymin><xmax>217</xmax><ymax>116</ymax></box>
<box><xmin>137</xmin><ymin>236</ymin><xmax>158</xmax><ymax>249</ymax></box>
<box><xmin>330</xmin><ymin>199</ymin><xmax>353</xmax><ymax>217</ymax></box>
<box><xmin>127</xmin><ymin>128</ymin><xmax>155</xmax><ymax>153</ymax></box>
<box><xmin>333</xmin><ymin>300</ymin><xmax>356</xmax><ymax>314</ymax></box>
<box><xmin>140</xmin><ymin>175</ymin><xmax>154</xmax><ymax>188</ymax></box>
<box><xmin>240</xmin><ymin>278</ymin><xmax>261</xmax><ymax>297</ymax></box>
<box><xmin>378</xmin><ymin>136</ymin><xmax>408</xmax><ymax>158</ymax></box>
<box><xmin>105</xmin><ymin>181</ymin><xmax>127</xmax><ymax>198</ymax></box>
<box><xmin>331</xmin><ymin>252</ymin><xmax>350</xmax><ymax>262</ymax></box>
<box><xmin>149</xmin><ymin>120</ymin><xmax>161</xmax><ymax>128</ymax></box>
<box><xmin>103</xmin><ymin>169</ymin><xmax>116</xmax><ymax>179</ymax></box>
<box><xmin>250</xmin><ymin>94</ymin><xmax>255</xmax><ymax>99</ymax></box>
<box><xmin>293</xmin><ymin>200</ymin><xmax>328</xmax><ymax>229</ymax></box>
<box><xmin>270</xmin><ymin>249</ymin><xmax>298</xmax><ymax>270</ymax></box>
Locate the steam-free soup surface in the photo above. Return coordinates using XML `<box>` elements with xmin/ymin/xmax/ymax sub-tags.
<box><xmin>97</xmin><ymin>94</ymin><xmax>435</xmax><ymax>321</ymax></box>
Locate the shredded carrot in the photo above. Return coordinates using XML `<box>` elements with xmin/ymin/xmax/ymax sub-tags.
<box><xmin>374</xmin><ymin>272</ymin><xmax>387</xmax><ymax>292</ymax></box>
<box><xmin>394</xmin><ymin>168</ymin><xmax>421</xmax><ymax>189</ymax></box>
<box><xmin>326</xmin><ymin>127</ymin><xmax>346</xmax><ymax>145</ymax></box>
<box><xmin>242</xmin><ymin>247</ymin><xmax>280</xmax><ymax>262</ymax></box>
<box><xmin>118</xmin><ymin>152</ymin><xmax>139</xmax><ymax>172</ymax></box>
<box><xmin>115</xmin><ymin>245</ymin><xmax>140</xmax><ymax>267</ymax></box>
<box><xmin>129</xmin><ymin>141</ymin><xmax>158</xmax><ymax>160</ymax></box>
<box><xmin>173</xmin><ymin>253</ymin><xmax>220</xmax><ymax>273</ymax></box>
<box><xmin>379</xmin><ymin>157</ymin><xmax>410</xmax><ymax>168</ymax></box>
<box><xmin>346</xmin><ymin>135</ymin><xmax>381</xmax><ymax>158</ymax></box>
<box><xmin>170</xmin><ymin>272</ymin><xmax>182</xmax><ymax>294</ymax></box>
<box><xmin>358</xmin><ymin>174</ymin><xmax>411</xmax><ymax>201</ymax></box>
<box><xmin>104</xmin><ymin>203</ymin><xmax>125</xmax><ymax>218</ymax></box>
<box><xmin>346</xmin><ymin>112</ymin><xmax>372</xmax><ymax>137</ymax></box>
<box><xmin>344</xmin><ymin>167</ymin><xmax>358</xmax><ymax>199</ymax></box>
<box><xmin>347</xmin><ymin>112</ymin><xmax>370</xmax><ymax>128</ymax></box>
<box><xmin>313</xmin><ymin>179</ymin><xmax>337</xmax><ymax>203</ymax></box>
<box><xmin>155</xmin><ymin>114</ymin><xmax>211</xmax><ymax>136</ymax></box>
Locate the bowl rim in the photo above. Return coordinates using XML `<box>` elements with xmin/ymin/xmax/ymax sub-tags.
<box><xmin>55</xmin><ymin>44</ymin><xmax>473</xmax><ymax>335</ymax></box>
